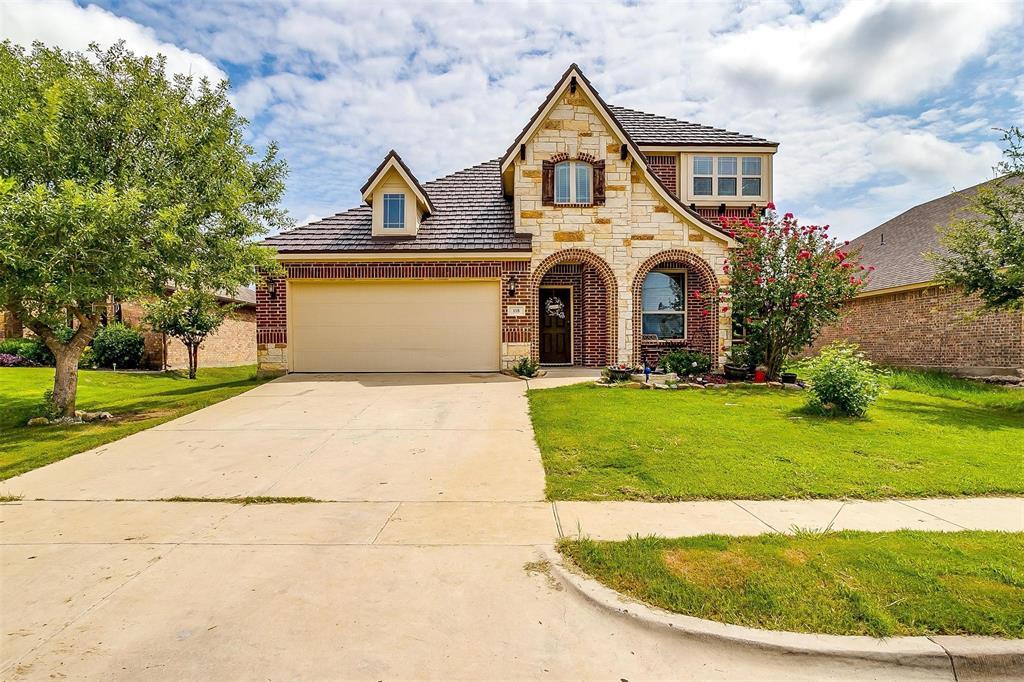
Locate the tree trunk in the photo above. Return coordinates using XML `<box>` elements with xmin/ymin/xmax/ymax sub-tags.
<box><xmin>51</xmin><ymin>347</ymin><xmax>81</xmax><ymax>417</ymax></box>
<box><xmin>188</xmin><ymin>343</ymin><xmax>198</xmax><ymax>379</ymax></box>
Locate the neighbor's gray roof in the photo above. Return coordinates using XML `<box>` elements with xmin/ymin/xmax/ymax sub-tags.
<box><xmin>607</xmin><ymin>105</ymin><xmax>777</xmax><ymax>147</ymax></box>
<box><xmin>851</xmin><ymin>177</ymin><xmax>1014</xmax><ymax>293</ymax></box>
<box><xmin>264</xmin><ymin>159</ymin><xmax>531</xmax><ymax>253</ymax></box>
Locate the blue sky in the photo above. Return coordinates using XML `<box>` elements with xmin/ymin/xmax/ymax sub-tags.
<box><xmin>3</xmin><ymin>0</ymin><xmax>1023</xmax><ymax>239</ymax></box>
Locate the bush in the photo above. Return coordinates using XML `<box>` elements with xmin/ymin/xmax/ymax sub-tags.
<box><xmin>90</xmin><ymin>323</ymin><xmax>145</xmax><ymax>369</ymax></box>
<box><xmin>804</xmin><ymin>343</ymin><xmax>882</xmax><ymax>417</ymax></box>
<box><xmin>0</xmin><ymin>352</ymin><xmax>38</xmax><ymax>367</ymax></box>
<box><xmin>0</xmin><ymin>337</ymin><xmax>54</xmax><ymax>365</ymax></box>
<box><xmin>512</xmin><ymin>356</ymin><xmax>540</xmax><ymax>378</ymax></box>
<box><xmin>659</xmin><ymin>350</ymin><xmax>712</xmax><ymax>377</ymax></box>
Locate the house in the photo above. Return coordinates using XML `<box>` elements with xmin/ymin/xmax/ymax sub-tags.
<box><xmin>256</xmin><ymin>65</ymin><xmax>777</xmax><ymax>376</ymax></box>
<box><xmin>1</xmin><ymin>285</ymin><xmax>257</xmax><ymax>370</ymax></box>
<box><xmin>810</xmin><ymin>179</ymin><xmax>1024</xmax><ymax>376</ymax></box>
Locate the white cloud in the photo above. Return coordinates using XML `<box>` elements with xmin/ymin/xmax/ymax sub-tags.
<box><xmin>0</xmin><ymin>0</ymin><xmax>225</xmax><ymax>84</ymax></box>
<box><xmin>713</xmin><ymin>0</ymin><xmax>1019</xmax><ymax>106</ymax></box>
<box><xmin>3</xmin><ymin>0</ymin><xmax>1021</xmax><ymax>240</ymax></box>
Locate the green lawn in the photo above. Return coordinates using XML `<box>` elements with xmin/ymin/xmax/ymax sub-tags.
<box><xmin>529</xmin><ymin>376</ymin><xmax>1024</xmax><ymax>500</ymax></box>
<box><xmin>560</xmin><ymin>531</ymin><xmax>1024</xmax><ymax>637</ymax></box>
<box><xmin>0</xmin><ymin>366</ymin><xmax>267</xmax><ymax>481</ymax></box>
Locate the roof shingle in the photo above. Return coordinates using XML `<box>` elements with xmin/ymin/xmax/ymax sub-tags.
<box><xmin>607</xmin><ymin>105</ymin><xmax>777</xmax><ymax>147</ymax></box>
<box><xmin>851</xmin><ymin>177</ymin><xmax>1015</xmax><ymax>292</ymax></box>
<box><xmin>264</xmin><ymin>159</ymin><xmax>531</xmax><ymax>253</ymax></box>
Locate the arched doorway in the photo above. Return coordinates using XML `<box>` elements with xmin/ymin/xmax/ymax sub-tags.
<box><xmin>531</xmin><ymin>249</ymin><xmax>617</xmax><ymax>367</ymax></box>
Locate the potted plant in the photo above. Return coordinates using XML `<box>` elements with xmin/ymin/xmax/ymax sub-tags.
<box><xmin>723</xmin><ymin>345</ymin><xmax>751</xmax><ymax>381</ymax></box>
<box><xmin>781</xmin><ymin>371</ymin><xmax>798</xmax><ymax>384</ymax></box>
<box><xmin>753</xmin><ymin>364</ymin><xmax>768</xmax><ymax>383</ymax></box>
<box><xmin>606</xmin><ymin>363</ymin><xmax>634</xmax><ymax>382</ymax></box>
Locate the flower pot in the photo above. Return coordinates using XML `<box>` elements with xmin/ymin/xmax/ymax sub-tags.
<box><xmin>607</xmin><ymin>368</ymin><xmax>632</xmax><ymax>382</ymax></box>
<box><xmin>753</xmin><ymin>369</ymin><xmax>767</xmax><ymax>383</ymax></box>
<box><xmin>781</xmin><ymin>372</ymin><xmax>798</xmax><ymax>384</ymax></box>
<box><xmin>723</xmin><ymin>364</ymin><xmax>748</xmax><ymax>381</ymax></box>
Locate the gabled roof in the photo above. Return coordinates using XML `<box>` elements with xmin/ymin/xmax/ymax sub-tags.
<box><xmin>498</xmin><ymin>64</ymin><xmax>738</xmax><ymax>244</ymax></box>
<box><xmin>264</xmin><ymin>159</ymin><xmax>531</xmax><ymax>253</ymax></box>
<box><xmin>851</xmin><ymin>176</ymin><xmax>1015</xmax><ymax>293</ymax></box>
<box><xmin>607</xmin><ymin>105</ymin><xmax>777</xmax><ymax>147</ymax></box>
<box><xmin>359</xmin><ymin>149</ymin><xmax>436</xmax><ymax>215</ymax></box>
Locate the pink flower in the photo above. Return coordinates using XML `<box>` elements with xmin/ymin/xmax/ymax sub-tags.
<box><xmin>797</xmin><ymin>250</ymin><xmax>811</xmax><ymax>260</ymax></box>
<box><xmin>721</xmin><ymin>306</ymin><xmax>729</xmax><ymax>313</ymax></box>
<box><xmin>766</xmin><ymin>201</ymin><xmax>776</xmax><ymax>210</ymax></box>
<box><xmin>692</xmin><ymin>290</ymin><xmax>702</xmax><ymax>299</ymax></box>
<box><xmin>701</xmin><ymin>309</ymin><xmax>710</xmax><ymax>317</ymax></box>
<box><xmin>868</xmin><ymin>265</ymin><xmax>876</xmax><ymax>272</ymax></box>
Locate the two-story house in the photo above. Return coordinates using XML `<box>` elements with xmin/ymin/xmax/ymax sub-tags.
<box><xmin>256</xmin><ymin>65</ymin><xmax>777</xmax><ymax>376</ymax></box>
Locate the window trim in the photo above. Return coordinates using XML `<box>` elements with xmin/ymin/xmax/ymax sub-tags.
<box><xmin>554</xmin><ymin>160</ymin><xmax>593</xmax><ymax>205</ymax></box>
<box><xmin>689</xmin><ymin>154</ymin><xmax>766</xmax><ymax>201</ymax></box>
<box><xmin>641</xmin><ymin>268</ymin><xmax>688</xmax><ymax>341</ymax></box>
<box><xmin>382</xmin><ymin>192</ymin><xmax>406</xmax><ymax>229</ymax></box>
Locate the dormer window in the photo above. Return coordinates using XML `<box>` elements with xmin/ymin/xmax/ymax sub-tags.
<box><xmin>554</xmin><ymin>160</ymin><xmax>592</xmax><ymax>205</ymax></box>
<box><xmin>692</xmin><ymin>155</ymin><xmax>765</xmax><ymax>199</ymax></box>
<box><xmin>383</xmin><ymin>193</ymin><xmax>405</xmax><ymax>229</ymax></box>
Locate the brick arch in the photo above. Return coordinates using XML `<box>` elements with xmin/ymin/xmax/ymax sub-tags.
<box><xmin>632</xmin><ymin>250</ymin><xmax>720</xmax><ymax>366</ymax></box>
<box><xmin>531</xmin><ymin>249</ymin><xmax>618</xmax><ymax>366</ymax></box>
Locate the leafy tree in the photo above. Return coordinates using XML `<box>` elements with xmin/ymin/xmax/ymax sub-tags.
<box><xmin>0</xmin><ymin>41</ymin><xmax>287</xmax><ymax>416</ymax></box>
<box><xmin>720</xmin><ymin>207</ymin><xmax>868</xmax><ymax>379</ymax></box>
<box><xmin>934</xmin><ymin>127</ymin><xmax>1024</xmax><ymax>311</ymax></box>
<box><xmin>145</xmin><ymin>288</ymin><xmax>233</xmax><ymax>379</ymax></box>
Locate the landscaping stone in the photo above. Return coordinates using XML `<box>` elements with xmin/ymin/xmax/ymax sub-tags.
<box><xmin>26</xmin><ymin>417</ymin><xmax>49</xmax><ymax>427</ymax></box>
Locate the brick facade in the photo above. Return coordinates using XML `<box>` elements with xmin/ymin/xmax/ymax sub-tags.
<box><xmin>119</xmin><ymin>301</ymin><xmax>256</xmax><ymax>370</ymax></box>
<box><xmin>646</xmin><ymin>155</ymin><xmax>677</xmax><ymax>195</ymax></box>
<box><xmin>809</xmin><ymin>285</ymin><xmax>1024</xmax><ymax>375</ymax></box>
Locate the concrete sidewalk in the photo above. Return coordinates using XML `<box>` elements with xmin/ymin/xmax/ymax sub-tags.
<box><xmin>554</xmin><ymin>497</ymin><xmax>1024</xmax><ymax>540</ymax></box>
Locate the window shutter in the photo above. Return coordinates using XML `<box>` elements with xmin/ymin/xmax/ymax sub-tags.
<box><xmin>541</xmin><ymin>160</ymin><xmax>554</xmax><ymax>206</ymax></box>
<box><xmin>593</xmin><ymin>160</ymin><xmax>606</xmax><ymax>205</ymax></box>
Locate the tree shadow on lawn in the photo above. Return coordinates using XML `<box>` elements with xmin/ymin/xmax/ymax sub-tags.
<box><xmin>786</xmin><ymin>394</ymin><xmax>1023</xmax><ymax>434</ymax></box>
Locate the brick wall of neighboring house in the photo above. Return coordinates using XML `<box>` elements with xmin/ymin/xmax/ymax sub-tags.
<box><xmin>256</xmin><ymin>260</ymin><xmax>532</xmax><ymax>376</ymax></box>
<box><xmin>808</xmin><ymin>284</ymin><xmax>1024</xmax><ymax>375</ymax></box>
<box><xmin>1</xmin><ymin>309</ymin><xmax>23</xmax><ymax>339</ymax></box>
<box><xmin>120</xmin><ymin>301</ymin><xmax>257</xmax><ymax>370</ymax></box>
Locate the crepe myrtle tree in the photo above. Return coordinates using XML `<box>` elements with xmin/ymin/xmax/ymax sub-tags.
<box><xmin>145</xmin><ymin>287</ymin><xmax>234</xmax><ymax>380</ymax></box>
<box><xmin>933</xmin><ymin>127</ymin><xmax>1024</xmax><ymax>312</ymax></box>
<box><xmin>0</xmin><ymin>41</ymin><xmax>287</xmax><ymax>417</ymax></box>
<box><xmin>718</xmin><ymin>205</ymin><xmax>869</xmax><ymax>380</ymax></box>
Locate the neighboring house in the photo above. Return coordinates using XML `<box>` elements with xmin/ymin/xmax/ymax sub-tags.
<box><xmin>1</xmin><ymin>285</ymin><xmax>257</xmax><ymax>370</ymax></box>
<box><xmin>811</xmin><ymin>179</ymin><xmax>1024</xmax><ymax>376</ymax></box>
<box><xmin>257</xmin><ymin>65</ymin><xmax>777</xmax><ymax>376</ymax></box>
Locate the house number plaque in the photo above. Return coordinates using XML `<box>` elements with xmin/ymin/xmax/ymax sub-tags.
<box><xmin>506</xmin><ymin>305</ymin><xmax>526</xmax><ymax>317</ymax></box>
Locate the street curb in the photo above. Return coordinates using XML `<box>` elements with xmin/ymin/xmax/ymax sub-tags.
<box><xmin>543</xmin><ymin>547</ymin><xmax>1024</xmax><ymax>677</ymax></box>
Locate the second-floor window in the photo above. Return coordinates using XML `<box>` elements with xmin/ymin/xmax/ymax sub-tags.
<box><xmin>383</xmin><ymin>193</ymin><xmax>405</xmax><ymax>228</ymax></box>
<box><xmin>554</xmin><ymin>160</ymin><xmax>592</xmax><ymax>204</ymax></box>
<box><xmin>693</xmin><ymin>156</ymin><xmax>763</xmax><ymax>198</ymax></box>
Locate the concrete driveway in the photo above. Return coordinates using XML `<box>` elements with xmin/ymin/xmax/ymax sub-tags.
<box><xmin>1</xmin><ymin>373</ymin><xmax>946</xmax><ymax>680</ymax></box>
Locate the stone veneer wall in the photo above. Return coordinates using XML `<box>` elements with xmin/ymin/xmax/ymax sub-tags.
<box><xmin>808</xmin><ymin>285</ymin><xmax>1024</xmax><ymax>375</ymax></box>
<box><xmin>256</xmin><ymin>260</ymin><xmax>531</xmax><ymax>377</ymax></box>
<box><xmin>513</xmin><ymin>88</ymin><xmax>732</xmax><ymax>366</ymax></box>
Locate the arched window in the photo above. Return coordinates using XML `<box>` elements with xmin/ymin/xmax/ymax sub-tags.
<box><xmin>641</xmin><ymin>270</ymin><xmax>687</xmax><ymax>339</ymax></box>
<box><xmin>554</xmin><ymin>160</ymin><xmax>592</xmax><ymax>204</ymax></box>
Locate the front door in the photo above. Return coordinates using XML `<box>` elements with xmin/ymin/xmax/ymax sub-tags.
<box><xmin>539</xmin><ymin>287</ymin><xmax>572</xmax><ymax>364</ymax></box>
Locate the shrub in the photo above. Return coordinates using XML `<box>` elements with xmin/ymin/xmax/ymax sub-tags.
<box><xmin>804</xmin><ymin>343</ymin><xmax>882</xmax><ymax>417</ymax></box>
<box><xmin>512</xmin><ymin>356</ymin><xmax>540</xmax><ymax>378</ymax></box>
<box><xmin>0</xmin><ymin>337</ymin><xmax>54</xmax><ymax>365</ymax></box>
<box><xmin>90</xmin><ymin>323</ymin><xmax>145</xmax><ymax>369</ymax></box>
<box><xmin>659</xmin><ymin>350</ymin><xmax>712</xmax><ymax>377</ymax></box>
<box><xmin>0</xmin><ymin>352</ymin><xmax>38</xmax><ymax>367</ymax></box>
<box><xmin>78</xmin><ymin>346</ymin><xmax>96</xmax><ymax>369</ymax></box>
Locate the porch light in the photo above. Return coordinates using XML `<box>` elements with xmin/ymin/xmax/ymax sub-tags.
<box><xmin>507</xmin><ymin>275</ymin><xmax>518</xmax><ymax>297</ymax></box>
<box><xmin>268</xmin><ymin>280</ymin><xmax>278</xmax><ymax>300</ymax></box>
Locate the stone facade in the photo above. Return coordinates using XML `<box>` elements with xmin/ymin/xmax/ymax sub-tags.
<box><xmin>513</xmin><ymin>88</ymin><xmax>732</xmax><ymax>366</ymax></box>
<box><xmin>255</xmin><ymin>82</ymin><xmax>742</xmax><ymax>376</ymax></box>
<box><xmin>809</xmin><ymin>285</ymin><xmax>1024</xmax><ymax>376</ymax></box>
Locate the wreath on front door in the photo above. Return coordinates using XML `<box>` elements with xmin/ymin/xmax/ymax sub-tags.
<box><xmin>544</xmin><ymin>296</ymin><xmax>566</xmax><ymax>319</ymax></box>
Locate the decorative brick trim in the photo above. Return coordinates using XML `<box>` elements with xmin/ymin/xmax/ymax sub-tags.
<box><xmin>693</xmin><ymin>206</ymin><xmax>762</xmax><ymax>220</ymax></box>
<box><xmin>631</xmin><ymin>250</ymin><xmax>720</xmax><ymax>368</ymax></box>
<box><xmin>531</xmin><ymin>249</ymin><xmax>617</xmax><ymax>367</ymax></box>
<box><xmin>550</xmin><ymin>151</ymin><xmax>597</xmax><ymax>164</ymax></box>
